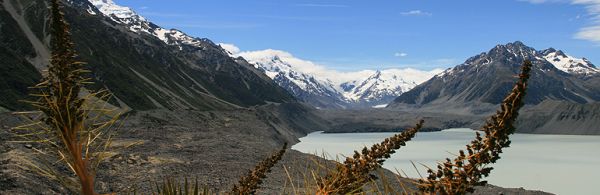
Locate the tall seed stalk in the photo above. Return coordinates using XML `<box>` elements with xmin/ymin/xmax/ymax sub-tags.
<box><xmin>316</xmin><ymin>120</ymin><xmax>424</xmax><ymax>195</ymax></box>
<box><xmin>231</xmin><ymin>143</ymin><xmax>288</xmax><ymax>195</ymax></box>
<box><xmin>12</xmin><ymin>0</ymin><xmax>122</xmax><ymax>194</ymax></box>
<box><xmin>418</xmin><ymin>60</ymin><xmax>533</xmax><ymax>195</ymax></box>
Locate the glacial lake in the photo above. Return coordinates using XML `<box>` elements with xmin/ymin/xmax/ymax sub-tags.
<box><xmin>292</xmin><ymin>129</ymin><xmax>600</xmax><ymax>195</ymax></box>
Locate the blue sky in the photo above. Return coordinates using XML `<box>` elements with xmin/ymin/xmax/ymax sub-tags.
<box><xmin>114</xmin><ymin>0</ymin><xmax>600</xmax><ymax>71</ymax></box>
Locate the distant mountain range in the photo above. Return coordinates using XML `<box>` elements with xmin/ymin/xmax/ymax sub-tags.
<box><xmin>1</xmin><ymin>0</ymin><xmax>598</xmax><ymax>114</ymax></box>
<box><xmin>388</xmin><ymin>41</ymin><xmax>600</xmax><ymax>114</ymax></box>
<box><xmin>0</xmin><ymin>0</ymin><xmax>444</xmax><ymax>110</ymax></box>
<box><xmin>87</xmin><ymin>0</ymin><xmax>443</xmax><ymax>109</ymax></box>
<box><xmin>83</xmin><ymin>0</ymin><xmax>600</xmax><ymax>112</ymax></box>
<box><xmin>223</xmin><ymin>48</ymin><xmax>442</xmax><ymax>108</ymax></box>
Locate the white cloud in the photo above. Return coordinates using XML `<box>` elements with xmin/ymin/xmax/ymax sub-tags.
<box><xmin>235</xmin><ymin>49</ymin><xmax>364</xmax><ymax>84</ymax></box>
<box><xmin>218</xmin><ymin>43</ymin><xmax>241</xmax><ymax>55</ymax></box>
<box><xmin>521</xmin><ymin>0</ymin><xmax>600</xmax><ymax>43</ymax></box>
<box><xmin>570</xmin><ymin>0</ymin><xmax>600</xmax><ymax>43</ymax></box>
<box><xmin>379</xmin><ymin>68</ymin><xmax>444</xmax><ymax>84</ymax></box>
<box><xmin>394</xmin><ymin>52</ymin><xmax>408</xmax><ymax>57</ymax></box>
<box><xmin>575</xmin><ymin>26</ymin><xmax>600</xmax><ymax>42</ymax></box>
<box><xmin>400</xmin><ymin>10</ymin><xmax>432</xmax><ymax>16</ymax></box>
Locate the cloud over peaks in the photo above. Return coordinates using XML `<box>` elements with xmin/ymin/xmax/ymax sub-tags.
<box><xmin>522</xmin><ymin>0</ymin><xmax>600</xmax><ymax>44</ymax></box>
<box><xmin>218</xmin><ymin>43</ymin><xmax>241</xmax><ymax>55</ymax></box>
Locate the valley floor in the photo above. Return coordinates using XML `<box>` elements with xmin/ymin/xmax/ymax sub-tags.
<box><xmin>317</xmin><ymin>104</ymin><xmax>600</xmax><ymax>135</ymax></box>
<box><xmin>0</xmin><ymin>107</ymin><xmax>553</xmax><ymax>194</ymax></box>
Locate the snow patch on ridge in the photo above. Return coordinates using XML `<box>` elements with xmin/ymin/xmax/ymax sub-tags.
<box><xmin>542</xmin><ymin>49</ymin><xmax>599</xmax><ymax>76</ymax></box>
<box><xmin>88</xmin><ymin>0</ymin><xmax>142</xmax><ymax>20</ymax></box>
<box><xmin>87</xmin><ymin>0</ymin><xmax>208</xmax><ymax>50</ymax></box>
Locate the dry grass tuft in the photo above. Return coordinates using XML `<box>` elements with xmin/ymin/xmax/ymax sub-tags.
<box><xmin>417</xmin><ymin>60</ymin><xmax>533</xmax><ymax>195</ymax></box>
<box><xmin>231</xmin><ymin>143</ymin><xmax>288</xmax><ymax>194</ymax></box>
<box><xmin>10</xmin><ymin>0</ymin><xmax>122</xmax><ymax>194</ymax></box>
<box><xmin>152</xmin><ymin>177</ymin><xmax>211</xmax><ymax>195</ymax></box>
<box><xmin>316</xmin><ymin>120</ymin><xmax>424</xmax><ymax>195</ymax></box>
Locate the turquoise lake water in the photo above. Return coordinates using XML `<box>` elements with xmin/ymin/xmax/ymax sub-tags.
<box><xmin>292</xmin><ymin>129</ymin><xmax>600</xmax><ymax>195</ymax></box>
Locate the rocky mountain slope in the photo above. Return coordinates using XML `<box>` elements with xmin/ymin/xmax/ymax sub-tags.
<box><xmin>382</xmin><ymin>41</ymin><xmax>600</xmax><ymax>134</ymax></box>
<box><xmin>517</xmin><ymin>100</ymin><xmax>600</xmax><ymax>135</ymax></box>
<box><xmin>0</xmin><ymin>0</ymin><xmax>294</xmax><ymax>111</ymax></box>
<box><xmin>232</xmin><ymin>49</ymin><xmax>440</xmax><ymax>108</ymax></box>
<box><xmin>388</xmin><ymin>41</ymin><xmax>600</xmax><ymax>114</ymax></box>
<box><xmin>0</xmin><ymin>0</ymin><xmax>43</xmax><ymax>111</ymax></box>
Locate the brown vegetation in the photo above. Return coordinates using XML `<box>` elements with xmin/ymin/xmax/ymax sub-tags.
<box><xmin>231</xmin><ymin>143</ymin><xmax>288</xmax><ymax>195</ymax></box>
<box><xmin>316</xmin><ymin>120</ymin><xmax>424</xmax><ymax>194</ymax></box>
<box><xmin>12</xmin><ymin>0</ymin><xmax>121</xmax><ymax>194</ymax></box>
<box><xmin>418</xmin><ymin>60</ymin><xmax>533</xmax><ymax>194</ymax></box>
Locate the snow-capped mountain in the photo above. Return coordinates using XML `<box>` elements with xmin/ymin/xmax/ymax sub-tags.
<box><xmin>342</xmin><ymin>70</ymin><xmax>418</xmax><ymax>104</ymax></box>
<box><xmin>541</xmin><ymin>48</ymin><xmax>599</xmax><ymax>76</ymax></box>
<box><xmin>88</xmin><ymin>0</ymin><xmax>218</xmax><ymax>50</ymax></box>
<box><xmin>235</xmin><ymin>49</ymin><xmax>348</xmax><ymax>108</ymax></box>
<box><xmin>88</xmin><ymin>0</ymin><xmax>145</xmax><ymax>30</ymax></box>
<box><xmin>338</xmin><ymin>69</ymin><xmax>440</xmax><ymax>107</ymax></box>
<box><xmin>85</xmin><ymin>0</ymin><xmax>443</xmax><ymax>109</ymax></box>
<box><xmin>38</xmin><ymin>0</ymin><xmax>294</xmax><ymax>110</ymax></box>
<box><xmin>227</xmin><ymin>47</ymin><xmax>442</xmax><ymax>108</ymax></box>
<box><xmin>389</xmin><ymin>41</ymin><xmax>600</xmax><ymax>113</ymax></box>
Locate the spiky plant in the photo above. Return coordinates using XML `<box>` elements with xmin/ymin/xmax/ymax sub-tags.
<box><xmin>153</xmin><ymin>178</ymin><xmax>212</xmax><ymax>195</ymax></box>
<box><xmin>231</xmin><ymin>143</ymin><xmax>288</xmax><ymax>195</ymax></box>
<box><xmin>316</xmin><ymin>120</ymin><xmax>424</xmax><ymax>195</ymax></box>
<box><xmin>418</xmin><ymin>60</ymin><xmax>533</xmax><ymax>195</ymax></box>
<box><xmin>11</xmin><ymin>0</ymin><xmax>122</xmax><ymax>194</ymax></box>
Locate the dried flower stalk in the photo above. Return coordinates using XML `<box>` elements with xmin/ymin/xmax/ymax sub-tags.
<box><xmin>231</xmin><ymin>143</ymin><xmax>288</xmax><ymax>194</ymax></box>
<box><xmin>317</xmin><ymin>120</ymin><xmax>424</xmax><ymax>195</ymax></box>
<box><xmin>418</xmin><ymin>60</ymin><xmax>533</xmax><ymax>195</ymax></box>
<box><xmin>11</xmin><ymin>0</ymin><xmax>122</xmax><ymax>194</ymax></box>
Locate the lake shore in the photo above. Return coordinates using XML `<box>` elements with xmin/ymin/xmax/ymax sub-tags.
<box><xmin>316</xmin><ymin>107</ymin><xmax>600</xmax><ymax>135</ymax></box>
<box><xmin>294</xmin><ymin>130</ymin><xmax>600</xmax><ymax>194</ymax></box>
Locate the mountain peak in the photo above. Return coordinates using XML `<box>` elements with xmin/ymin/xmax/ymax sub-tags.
<box><xmin>491</xmin><ymin>41</ymin><xmax>536</xmax><ymax>55</ymax></box>
<box><xmin>508</xmin><ymin>40</ymin><xmax>526</xmax><ymax>47</ymax></box>
<box><xmin>87</xmin><ymin>0</ymin><xmax>215</xmax><ymax>50</ymax></box>
<box><xmin>542</xmin><ymin>47</ymin><xmax>557</xmax><ymax>54</ymax></box>
<box><xmin>471</xmin><ymin>41</ymin><xmax>543</xmax><ymax>68</ymax></box>
<box><xmin>372</xmin><ymin>70</ymin><xmax>382</xmax><ymax>77</ymax></box>
<box><xmin>542</xmin><ymin>48</ymin><xmax>599</xmax><ymax>76</ymax></box>
<box><xmin>541</xmin><ymin>48</ymin><xmax>567</xmax><ymax>57</ymax></box>
<box><xmin>390</xmin><ymin>42</ymin><xmax>600</xmax><ymax>110</ymax></box>
<box><xmin>486</xmin><ymin>42</ymin><xmax>598</xmax><ymax>76</ymax></box>
<box><xmin>88</xmin><ymin>0</ymin><xmax>144</xmax><ymax>21</ymax></box>
<box><xmin>492</xmin><ymin>41</ymin><xmax>527</xmax><ymax>49</ymax></box>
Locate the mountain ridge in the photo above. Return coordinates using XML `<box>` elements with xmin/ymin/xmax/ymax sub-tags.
<box><xmin>0</xmin><ymin>0</ymin><xmax>295</xmax><ymax>111</ymax></box>
<box><xmin>388</xmin><ymin>41</ymin><xmax>600</xmax><ymax>113</ymax></box>
<box><xmin>84</xmin><ymin>0</ymin><xmax>437</xmax><ymax>109</ymax></box>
